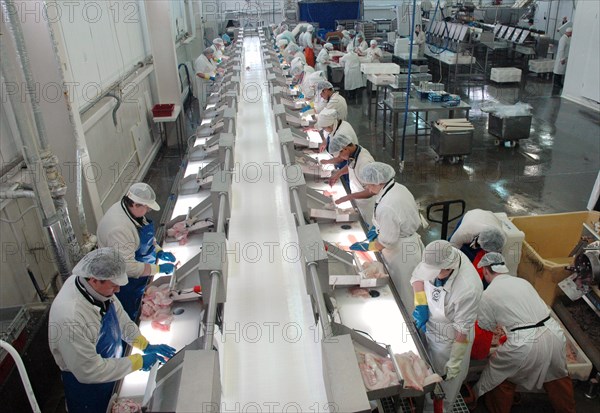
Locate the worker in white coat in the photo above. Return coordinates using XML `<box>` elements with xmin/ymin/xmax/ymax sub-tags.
<box><xmin>325</xmin><ymin>134</ymin><xmax>376</xmax><ymax>224</ymax></box>
<box><xmin>301</xmin><ymin>70</ymin><xmax>326</xmax><ymax>99</ymax></box>
<box><xmin>553</xmin><ymin>27</ymin><xmax>572</xmax><ymax>87</ymax></box>
<box><xmin>193</xmin><ymin>47</ymin><xmax>218</xmax><ymax>111</ymax></box>
<box><xmin>366</xmin><ymin>40</ymin><xmax>383</xmax><ymax>62</ymax></box>
<box><xmin>316</xmin><ymin>43</ymin><xmax>333</xmax><ymax>73</ymax></box>
<box><xmin>351</xmin><ymin>33</ymin><xmax>368</xmax><ymax>55</ymax></box>
<box><xmin>49</xmin><ymin>248</ymin><xmax>176</xmax><ymax>413</ymax></box>
<box><xmin>474</xmin><ymin>253</ymin><xmax>576</xmax><ymax>413</ymax></box>
<box><xmin>315</xmin><ymin>107</ymin><xmax>355</xmax><ymax>149</ymax></box>
<box><xmin>449</xmin><ymin>208</ymin><xmax>504</xmax><ymax>261</ymax></box>
<box><xmin>349</xmin><ymin>163</ymin><xmax>424</xmax><ymax>315</ymax></box>
<box><xmin>410</xmin><ymin>240</ymin><xmax>482</xmax><ymax>411</ymax></box>
<box><xmin>341</xmin><ymin>30</ymin><xmax>351</xmax><ymax>50</ymax></box>
<box><xmin>413</xmin><ymin>24</ymin><xmax>427</xmax><ymax>58</ymax></box>
<box><xmin>211</xmin><ymin>38</ymin><xmax>225</xmax><ymax>61</ymax></box>
<box><xmin>316</xmin><ymin>81</ymin><xmax>348</xmax><ymax>120</ymax></box>
<box><xmin>340</xmin><ymin>49</ymin><xmax>364</xmax><ymax>97</ymax></box>
<box><xmin>276</xmin><ymin>24</ymin><xmax>296</xmax><ymax>45</ymax></box>
<box><xmin>97</xmin><ymin>183</ymin><xmax>176</xmax><ymax>319</ymax></box>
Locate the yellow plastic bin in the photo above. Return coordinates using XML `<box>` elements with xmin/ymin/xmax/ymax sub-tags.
<box><xmin>510</xmin><ymin>211</ymin><xmax>600</xmax><ymax>305</ymax></box>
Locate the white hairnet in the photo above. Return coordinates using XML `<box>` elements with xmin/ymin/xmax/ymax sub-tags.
<box><xmin>566</xmin><ymin>27</ymin><xmax>572</xmax><ymax>33</ymax></box>
<box><xmin>478</xmin><ymin>227</ymin><xmax>506</xmax><ymax>252</ymax></box>
<box><xmin>203</xmin><ymin>47</ymin><xmax>214</xmax><ymax>56</ymax></box>
<box><xmin>307</xmin><ymin>25</ymin><xmax>314</xmax><ymax>32</ymax></box>
<box><xmin>277</xmin><ymin>39</ymin><xmax>289</xmax><ymax>47</ymax></box>
<box><xmin>127</xmin><ymin>182</ymin><xmax>160</xmax><ymax>210</ymax></box>
<box><xmin>324</xmin><ymin>43</ymin><xmax>333</xmax><ymax>50</ymax></box>
<box><xmin>422</xmin><ymin>240</ymin><xmax>459</xmax><ymax>270</ymax></box>
<box><xmin>316</xmin><ymin>108</ymin><xmax>338</xmax><ymax>128</ymax></box>
<box><xmin>342</xmin><ymin>30</ymin><xmax>349</xmax><ymax>37</ymax></box>
<box><xmin>213</xmin><ymin>38</ymin><xmax>224</xmax><ymax>45</ymax></box>
<box><xmin>73</xmin><ymin>248</ymin><xmax>128</xmax><ymax>286</ymax></box>
<box><xmin>337</xmin><ymin>25</ymin><xmax>344</xmax><ymax>31</ymax></box>
<box><xmin>328</xmin><ymin>133</ymin><xmax>353</xmax><ymax>155</ymax></box>
<box><xmin>280</xmin><ymin>23</ymin><xmax>288</xmax><ymax>30</ymax></box>
<box><xmin>477</xmin><ymin>252</ymin><xmax>510</xmax><ymax>274</ymax></box>
<box><xmin>290</xmin><ymin>64</ymin><xmax>303</xmax><ymax>77</ymax></box>
<box><xmin>286</xmin><ymin>44</ymin><xmax>300</xmax><ymax>54</ymax></box>
<box><xmin>370</xmin><ymin>40</ymin><xmax>378</xmax><ymax>46</ymax></box>
<box><xmin>316</xmin><ymin>81</ymin><xmax>334</xmax><ymax>94</ymax></box>
<box><xmin>358</xmin><ymin>162</ymin><xmax>395</xmax><ymax>184</ymax></box>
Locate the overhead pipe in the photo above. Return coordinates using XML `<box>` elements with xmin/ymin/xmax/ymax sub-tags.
<box><xmin>0</xmin><ymin>189</ymin><xmax>35</xmax><ymax>199</ymax></box>
<box><xmin>1</xmin><ymin>4</ymin><xmax>72</xmax><ymax>279</ymax></box>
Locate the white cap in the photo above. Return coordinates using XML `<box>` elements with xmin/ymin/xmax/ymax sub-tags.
<box><xmin>316</xmin><ymin>81</ymin><xmax>334</xmax><ymax>94</ymax></box>
<box><xmin>477</xmin><ymin>252</ymin><xmax>510</xmax><ymax>273</ymax></box>
<box><xmin>370</xmin><ymin>40</ymin><xmax>378</xmax><ymax>46</ymax></box>
<box><xmin>566</xmin><ymin>27</ymin><xmax>573</xmax><ymax>33</ymax></box>
<box><xmin>358</xmin><ymin>162</ymin><xmax>395</xmax><ymax>184</ymax></box>
<box><xmin>316</xmin><ymin>108</ymin><xmax>338</xmax><ymax>128</ymax></box>
<box><xmin>73</xmin><ymin>248</ymin><xmax>129</xmax><ymax>286</ymax></box>
<box><xmin>307</xmin><ymin>25</ymin><xmax>314</xmax><ymax>32</ymax></box>
<box><xmin>328</xmin><ymin>133</ymin><xmax>353</xmax><ymax>156</ymax></box>
<box><xmin>277</xmin><ymin>39</ymin><xmax>288</xmax><ymax>47</ymax></box>
<box><xmin>342</xmin><ymin>30</ymin><xmax>349</xmax><ymax>36</ymax></box>
<box><xmin>127</xmin><ymin>182</ymin><xmax>160</xmax><ymax>210</ymax></box>
<box><xmin>421</xmin><ymin>240</ymin><xmax>460</xmax><ymax>270</ymax></box>
<box><xmin>324</xmin><ymin>43</ymin><xmax>333</xmax><ymax>50</ymax></box>
<box><xmin>213</xmin><ymin>38</ymin><xmax>224</xmax><ymax>45</ymax></box>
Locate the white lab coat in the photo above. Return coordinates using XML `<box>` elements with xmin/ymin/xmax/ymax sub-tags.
<box><xmin>414</xmin><ymin>251</ymin><xmax>482</xmax><ymax>411</ymax></box>
<box><xmin>413</xmin><ymin>31</ymin><xmax>426</xmax><ymax>57</ymax></box>
<box><xmin>347</xmin><ymin>146</ymin><xmax>376</xmax><ymax>224</ymax></box>
<box><xmin>49</xmin><ymin>275</ymin><xmax>141</xmax><ymax>383</ymax></box>
<box><xmin>292</xmin><ymin>23</ymin><xmax>310</xmax><ymax>38</ymax></box>
<box><xmin>373</xmin><ymin>181</ymin><xmax>424</xmax><ymax>314</ymax></box>
<box><xmin>276</xmin><ymin>30</ymin><xmax>296</xmax><ymax>45</ymax></box>
<box><xmin>353</xmin><ymin>39</ymin><xmax>368</xmax><ymax>54</ymax></box>
<box><xmin>331</xmin><ymin>120</ymin><xmax>358</xmax><ymax>143</ymax></box>
<box><xmin>553</xmin><ymin>33</ymin><xmax>571</xmax><ymax>75</ymax></box>
<box><xmin>366</xmin><ymin>46</ymin><xmax>383</xmax><ymax>63</ymax></box>
<box><xmin>324</xmin><ymin>91</ymin><xmax>348</xmax><ymax>121</ymax></box>
<box><xmin>342</xmin><ymin>35</ymin><xmax>351</xmax><ymax>50</ymax></box>
<box><xmin>293</xmin><ymin>51</ymin><xmax>307</xmax><ymax>65</ymax></box>
<box><xmin>474</xmin><ymin>275</ymin><xmax>568</xmax><ymax>396</ymax></box>
<box><xmin>193</xmin><ymin>54</ymin><xmax>217</xmax><ymax>110</ymax></box>
<box><xmin>301</xmin><ymin>70</ymin><xmax>325</xmax><ymax>98</ymax></box>
<box><xmin>97</xmin><ymin>201</ymin><xmax>155</xmax><ymax>277</ymax></box>
<box><xmin>340</xmin><ymin>51</ymin><xmax>364</xmax><ymax>90</ymax></box>
<box><xmin>300</xmin><ymin>32</ymin><xmax>314</xmax><ymax>49</ymax></box>
<box><xmin>449</xmin><ymin>209</ymin><xmax>502</xmax><ymax>249</ymax></box>
<box><xmin>316</xmin><ymin>48</ymin><xmax>331</xmax><ymax>73</ymax></box>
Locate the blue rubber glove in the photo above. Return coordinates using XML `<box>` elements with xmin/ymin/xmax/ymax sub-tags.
<box><xmin>141</xmin><ymin>353</ymin><xmax>163</xmax><ymax>371</ymax></box>
<box><xmin>156</xmin><ymin>250</ymin><xmax>176</xmax><ymax>262</ymax></box>
<box><xmin>209</xmin><ymin>75</ymin><xmax>216</xmax><ymax>81</ymax></box>
<box><xmin>413</xmin><ymin>305</ymin><xmax>429</xmax><ymax>332</ymax></box>
<box><xmin>366</xmin><ymin>225</ymin><xmax>378</xmax><ymax>242</ymax></box>
<box><xmin>279</xmin><ymin>58</ymin><xmax>283</xmax><ymax>63</ymax></box>
<box><xmin>158</xmin><ymin>263</ymin><xmax>176</xmax><ymax>274</ymax></box>
<box><xmin>300</xmin><ymin>105</ymin><xmax>312</xmax><ymax>113</ymax></box>
<box><xmin>298</xmin><ymin>92</ymin><xmax>304</xmax><ymax>99</ymax></box>
<box><xmin>144</xmin><ymin>344</ymin><xmax>176</xmax><ymax>359</ymax></box>
<box><xmin>349</xmin><ymin>241</ymin><xmax>378</xmax><ymax>251</ymax></box>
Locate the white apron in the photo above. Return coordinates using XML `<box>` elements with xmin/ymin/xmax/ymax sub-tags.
<box><xmin>424</xmin><ymin>281</ymin><xmax>474</xmax><ymax>412</ymax></box>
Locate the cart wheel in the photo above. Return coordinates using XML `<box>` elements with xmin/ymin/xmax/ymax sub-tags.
<box><xmin>494</xmin><ymin>139</ymin><xmax>501</xmax><ymax>146</ymax></box>
<box><xmin>449</xmin><ymin>156</ymin><xmax>460</xmax><ymax>165</ymax></box>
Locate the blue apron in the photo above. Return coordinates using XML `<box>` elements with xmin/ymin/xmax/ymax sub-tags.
<box><xmin>62</xmin><ymin>303</ymin><xmax>122</xmax><ymax>413</ymax></box>
<box><xmin>115</xmin><ymin>219</ymin><xmax>156</xmax><ymax>320</ymax></box>
<box><xmin>326</xmin><ymin>135</ymin><xmax>350</xmax><ymax>189</ymax></box>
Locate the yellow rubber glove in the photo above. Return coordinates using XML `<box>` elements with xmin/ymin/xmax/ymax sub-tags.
<box><xmin>445</xmin><ymin>340</ymin><xmax>469</xmax><ymax>380</ymax></box>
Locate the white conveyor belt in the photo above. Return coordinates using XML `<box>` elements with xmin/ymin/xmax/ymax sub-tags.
<box><xmin>220</xmin><ymin>35</ymin><xmax>328</xmax><ymax>410</ymax></box>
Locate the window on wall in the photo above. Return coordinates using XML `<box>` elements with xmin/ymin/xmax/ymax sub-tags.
<box><xmin>170</xmin><ymin>0</ymin><xmax>189</xmax><ymax>41</ymax></box>
<box><xmin>56</xmin><ymin>0</ymin><xmax>150</xmax><ymax>109</ymax></box>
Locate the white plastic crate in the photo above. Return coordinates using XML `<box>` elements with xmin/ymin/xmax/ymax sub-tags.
<box><xmin>528</xmin><ymin>59</ymin><xmax>555</xmax><ymax>73</ymax></box>
<box><xmin>360</xmin><ymin>63</ymin><xmax>400</xmax><ymax>75</ymax></box>
<box><xmin>490</xmin><ymin>67</ymin><xmax>522</xmax><ymax>83</ymax></box>
<box><xmin>367</xmin><ymin>74</ymin><xmax>396</xmax><ymax>85</ymax></box>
